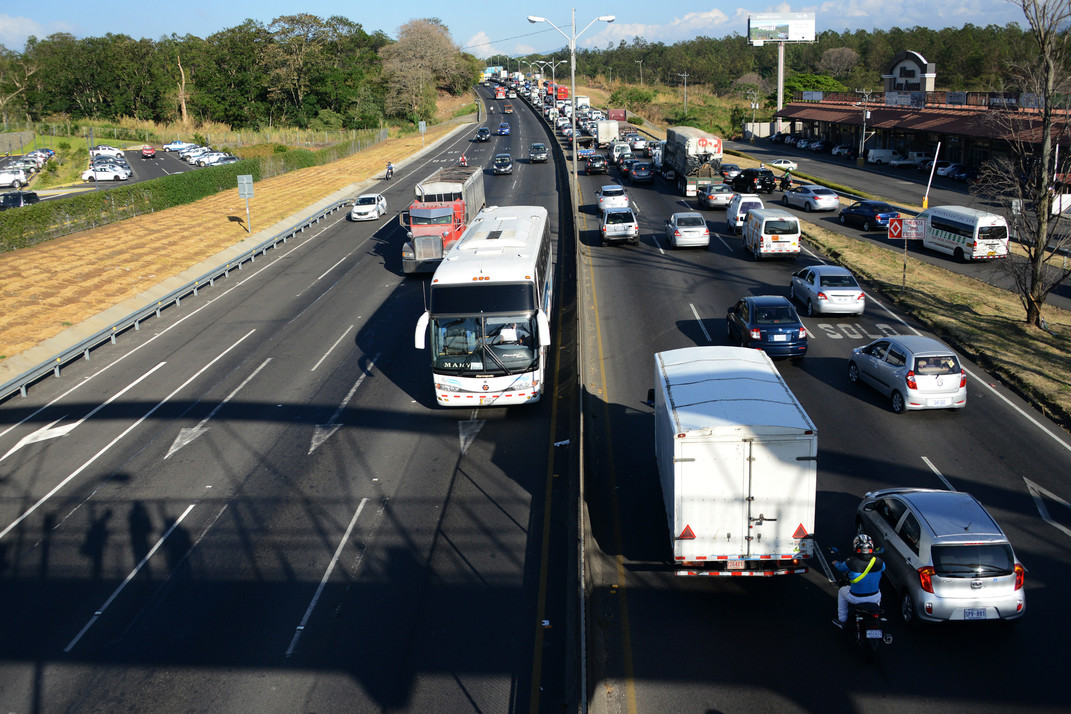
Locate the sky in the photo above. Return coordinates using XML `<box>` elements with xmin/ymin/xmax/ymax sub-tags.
<box><xmin>1</xmin><ymin>1</ymin><xmax>1026</xmax><ymax>57</ymax></box>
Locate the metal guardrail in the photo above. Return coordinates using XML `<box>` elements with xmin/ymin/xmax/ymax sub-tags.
<box><xmin>0</xmin><ymin>195</ymin><xmax>355</xmax><ymax>402</ymax></box>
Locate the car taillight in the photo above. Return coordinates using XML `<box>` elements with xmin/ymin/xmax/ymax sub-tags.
<box><xmin>750</xmin><ymin>328</ymin><xmax>761</xmax><ymax>340</ymax></box>
<box><xmin>816</xmin><ymin>291</ymin><xmax>829</xmax><ymax>302</ymax></box>
<box><xmin>702</xmin><ymin>228</ymin><xmax>709</xmax><ymax>236</ymax></box>
<box><xmin>959</xmin><ymin>370</ymin><xmax>967</xmax><ymax>388</ymax></box>
<box><xmin>1014</xmin><ymin>563</ymin><xmax>1025</xmax><ymax>590</ymax></box>
<box><xmin>905</xmin><ymin>370</ymin><xmax>918</xmax><ymax>390</ymax></box>
<box><xmin>918</xmin><ymin>566</ymin><xmax>935</xmax><ymax>593</ymax></box>
<box><xmin>856</xmin><ymin>292</ymin><xmax>865</xmax><ymax>302</ymax></box>
<box><xmin>798</xmin><ymin>327</ymin><xmax>807</xmax><ymax>339</ymax></box>
<box><xmin>674</xmin><ymin>229</ymin><xmax>682</xmax><ymax>236</ymax></box>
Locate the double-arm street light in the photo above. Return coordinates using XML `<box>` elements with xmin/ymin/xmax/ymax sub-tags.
<box><xmin>528</xmin><ymin>11</ymin><xmax>615</xmax><ymax>226</ymax></box>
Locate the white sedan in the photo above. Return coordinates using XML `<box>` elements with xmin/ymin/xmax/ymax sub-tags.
<box><xmin>769</xmin><ymin>158</ymin><xmax>798</xmax><ymax>171</ymax></box>
<box><xmin>82</xmin><ymin>166</ymin><xmax>130</xmax><ymax>182</ymax></box>
<box><xmin>781</xmin><ymin>184</ymin><xmax>840</xmax><ymax>212</ymax></box>
<box><xmin>349</xmin><ymin>193</ymin><xmax>387</xmax><ymax>221</ymax></box>
<box><xmin>595</xmin><ymin>185</ymin><xmax>629</xmax><ymax>210</ymax></box>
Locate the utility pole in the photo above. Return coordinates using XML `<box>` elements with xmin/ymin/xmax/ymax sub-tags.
<box><xmin>746</xmin><ymin>88</ymin><xmax>760</xmax><ymax>143</ymax></box>
<box><xmin>678</xmin><ymin>72</ymin><xmax>689</xmax><ymax>115</ymax></box>
<box><xmin>855</xmin><ymin>88</ymin><xmax>874</xmax><ymax>167</ymax></box>
<box><xmin>635</xmin><ymin>59</ymin><xmax>643</xmax><ymax>85</ymax></box>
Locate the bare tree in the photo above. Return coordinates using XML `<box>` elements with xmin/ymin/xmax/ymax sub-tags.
<box><xmin>380</xmin><ymin>19</ymin><xmax>470</xmax><ymax>121</ymax></box>
<box><xmin>817</xmin><ymin>48</ymin><xmax>860</xmax><ymax>79</ymax></box>
<box><xmin>975</xmin><ymin>0</ymin><xmax>1071</xmax><ymax>327</ymax></box>
<box><xmin>0</xmin><ymin>45</ymin><xmax>37</xmax><ymax>128</ymax></box>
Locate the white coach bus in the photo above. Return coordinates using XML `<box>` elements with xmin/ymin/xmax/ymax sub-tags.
<box><xmin>917</xmin><ymin>205</ymin><xmax>1009</xmax><ymax>261</ymax></box>
<box><xmin>414</xmin><ymin>205</ymin><xmax>554</xmax><ymax>407</ymax></box>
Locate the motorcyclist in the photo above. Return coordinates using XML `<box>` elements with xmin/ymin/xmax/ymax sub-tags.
<box><xmin>459</xmin><ymin>154</ymin><xmax>468</xmax><ymax>167</ymax></box>
<box><xmin>385</xmin><ymin>161</ymin><xmax>394</xmax><ymax>179</ymax></box>
<box><xmin>832</xmin><ymin>534</ymin><xmax>885</xmax><ymax>628</ymax></box>
<box><xmin>780</xmin><ymin>171</ymin><xmax>792</xmax><ymax>191</ymax></box>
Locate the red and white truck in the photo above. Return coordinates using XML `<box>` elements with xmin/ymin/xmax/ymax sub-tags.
<box><xmin>400</xmin><ymin>166</ymin><xmax>486</xmax><ymax>275</ymax></box>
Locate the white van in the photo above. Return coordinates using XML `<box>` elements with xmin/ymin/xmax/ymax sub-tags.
<box><xmin>726</xmin><ymin>193</ymin><xmax>764</xmax><ymax>235</ymax></box>
<box><xmin>917</xmin><ymin>205</ymin><xmax>1009</xmax><ymax>261</ymax></box>
<box><xmin>867</xmin><ymin>149</ymin><xmax>903</xmax><ymax>165</ymax></box>
<box><xmin>743</xmin><ymin>208</ymin><xmax>801</xmax><ymax>259</ymax></box>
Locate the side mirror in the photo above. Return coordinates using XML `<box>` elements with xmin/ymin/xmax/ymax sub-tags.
<box><xmin>862</xmin><ymin>502</ymin><xmax>877</xmax><ymax>512</ymax></box>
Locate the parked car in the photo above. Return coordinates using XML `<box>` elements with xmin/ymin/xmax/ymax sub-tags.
<box><xmin>725</xmin><ymin>295</ymin><xmax>808</xmax><ymax>359</ymax></box>
<box><xmin>664</xmin><ymin>212</ymin><xmax>710</xmax><ymax>248</ymax></box>
<box><xmin>81</xmin><ymin>165</ymin><xmax>130</xmax><ymax>182</ymax></box>
<box><xmin>596</xmin><ymin>184</ymin><xmax>629</xmax><ymax>210</ymax></box>
<box><xmin>141</xmin><ymin>146</ymin><xmax>156</xmax><ymax>159</ymax></box>
<box><xmin>848</xmin><ymin>335</ymin><xmax>967</xmax><ymax>413</ymax></box>
<box><xmin>769</xmin><ymin>158</ymin><xmax>798</xmax><ymax>172</ymax></box>
<box><xmin>854</xmin><ymin>488</ymin><xmax>1025</xmax><ymax>625</ymax></box>
<box><xmin>497</xmin><ymin>123</ymin><xmax>511</xmax><ymax>136</ymax></box>
<box><xmin>492</xmin><ymin>153</ymin><xmax>513</xmax><ymax>174</ymax></box>
<box><xmin>808</xmin><ymin>140</ymin><xmax>829</xmax><ymax>152</ymax></box>
<box><xmin>697</xmin><ymin>182</ymin><xmax>734</xmax><ymax>209</ymax></box>
<box><xmin>0</xmin><ymin>190</ymin><xmax>40</xmax><ymax>210</ymax></box>
<box><xmin>831</xmin><ymin>144</ymin><xmax>854</xmax><ymax>157</ymax></box>
<box><xmin>950</xmin><ymin>165</ymin><xmax>979</xmax><ymax>183</ymax></box>
<box><xmin>628</xmin><ymin>161</ymin><xmax>654</xmax><ymax>184</ymax></box>
<box><xmin>781</xmin><ymin>184</ymin><xmax>840</xmax><ymax>212</ymax></box>
<box><xmin>9</xmin><ymin>158</ymin><xmax>38</xmax><ymax>174</ymax></box>
<box><xmin>0</xmin><ymin>168</ymin><xmax>29</xmax><ymax>188</ymax></box>
<box><xmin>197</xmin><ymin>152</ymin><xmax>229</xmax><ymax>166</ymax></box>
<box><xmin>600</xmin><ymin>206</ymin><xmax>640</xmax><ymax>245</ymax></box>
<box><xmin>731</xmin><ymin>168</ymin><xmax>777</xmax><ymax>194</ymax></box>
<box><xmin>163</xmin><ymin>140</ymin><xmax>195</xmax><ymax>151</ymax></box>
<box><xmin>349</xmin><ymin>193</ymin><xmax>387</xmax><ymax>221</ymax></box>
<box><xmin>529</xmin><ymin>142</ymin><xmax>549</xmax><ymax>163</ymax></box>
<box><xmin>839</xmin><ymin>200</ymin><xmax>901</xmax><ymax>231</ymax></box>
<box><xmin>796</xmin><ymin>139</ymin><xmax>811</xmax><ymax>150</ymax></box>
<box><xmin>586</xmin><ymin>155</ymin><xmax>608</xmax><ymax>175</ymax></box>
<box><xmin>475</xmin><ymin>127</ymin><xmax>492</xmax><ymax>142</ymax></box>
<box><xmin>89</xmin><ymin>145</ymin><xmax>123</xmax><ymax>158</ymax></box>
<box><xmin>789</xmin><ymin>265</ymin><xmax>866</xmax><ymax>316</ymax></box>
<box><xmin>720</xmin><ymin>163</ymin><xmax>742</xmax><ymax>180</ymax></box>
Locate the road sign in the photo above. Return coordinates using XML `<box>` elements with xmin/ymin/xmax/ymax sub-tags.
<box><xmin>902</xmin><ymin>217</ymin><xmax>925</xmax><ymax>239</ymax></box>
<box><xmin>237</xmin><ymin>175</ymin><xmax>254</xmax><ymax>198</ymax></box>
<box><xmin>888</xmin><ymin>217</ymin><xmax>902</xmax><ymax>239</ymax></box>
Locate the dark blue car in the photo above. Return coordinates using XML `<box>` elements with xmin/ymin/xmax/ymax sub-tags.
<box><xmin>497</xmin><ymin>123</ymin><xmax>511</xmax><ymax>135</ymax></box>
<box><xmin>726</xmin><ymin>295</ymin><xmax>808</xmax><ymax>359</ymax></box>
<box><xmin>838</xmin><ymin>200</ymin><xmax>901</xmax><ymax>232</ymax></box>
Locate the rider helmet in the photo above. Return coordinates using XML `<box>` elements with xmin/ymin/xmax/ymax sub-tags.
<box><xmin>853</xmin><ymin>534</ymin><xmax>875</xmax><ymax>555</ymax></box>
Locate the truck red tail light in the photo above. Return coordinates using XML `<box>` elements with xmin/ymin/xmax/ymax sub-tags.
<box><xmin>918</xmin><ymin>565</ymin><xmax>935</xmax><ymax>593</ymax></box>
<box><xmin>1014</xmin><ymin>563</ymin><xmax>1025</xmax><ymax>590</ymax></box>
<box><xmin>905</xmin><ymin>370</ymin><xmax>918</xmax><ymax>390</ymax></box>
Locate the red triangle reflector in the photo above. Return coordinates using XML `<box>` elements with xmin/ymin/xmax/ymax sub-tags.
<box><xmin>793</xmin><ymin>524</ymin><xmax>809</xmax><ymax>538</ymax></box>
<box><xmin>678</xmin><ymin>525</ymin><xmax>696</xmax><ymax>540</ymax></box>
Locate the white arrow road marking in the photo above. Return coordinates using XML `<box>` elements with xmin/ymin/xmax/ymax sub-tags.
<box><xmin>166</xmin><ymin>357</ymin><xmax>272</xmax><ymax>459</ymax></box>
<box><xmin>309</xmin><ymin>354</ymin><xmax>380</xmax><ymax>455</ymax></box>
<box><xmin>1025</xmin><ymin>478</ymin><xmax>1071</xmax><ymax>540</ymax></box>
<box><xmin>0</xmin><ymin>329</ymin><xmax>256</xmax><ymax>543</ymax></box>
<box><xmin>1</xmin><ymin>363</ymin><xmax>166</xmax><ymax>463</ymax></box>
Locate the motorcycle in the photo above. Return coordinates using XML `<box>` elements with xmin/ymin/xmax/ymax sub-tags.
<box><xmin>780</xmin><ymin>174</ymin><xmax>792</xmax><ymax>191</ymax></box>
<box><xmin>459</xmin><ymin>155</ymin><xmax>468</xmax><ymax>167</ymax></box>
<box><xmin>830</xmin><ymin>548</ymin><xmax>893</xmax><ymax>662</ymax></box>
<box><xmin>385</xmin><ymin>164</ymin><xmax>394</xmax><ymax>180</ymax></box>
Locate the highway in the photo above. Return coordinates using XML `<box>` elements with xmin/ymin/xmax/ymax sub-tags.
<box><xmin>0</xmin><ymin>94</ymin><xmax>575</xmax><ymax>711</ymax></box>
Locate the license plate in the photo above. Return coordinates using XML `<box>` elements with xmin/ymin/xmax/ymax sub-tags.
<box><xmin>771</xmin><ymin>334</ymin><xmax>788</xmax><ymax>342</ymax></box>
<box><xmin>727</xmin><ymin>560</ymin><xmax>745</xmax><ymax>570</ymax></box>
<box><xmin>865</xmin><ymin>628</ymin><xmax>883</xmax><ymax>639</ymax></box>
<box><xmin>964</xmin><ymin>608</ymin><xmax>987</xmax><ymax>620</ymax></box>
<box><xmin>928</xmin><ymin>398</ymin><xmax>949</xmax><ymax>407</ymax></box>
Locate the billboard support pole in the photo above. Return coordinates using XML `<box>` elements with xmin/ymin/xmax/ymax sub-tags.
<box><xmin>777</xmin><ymin>42</ymin><xmax>785</xmax><ymax>135</ymax></box>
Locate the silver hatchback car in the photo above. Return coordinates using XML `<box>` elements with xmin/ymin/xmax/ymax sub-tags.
<box><xmin>789</xmin><ymin>265</ymin><xmax>865</xmax><ymax>316</ymax></box>
<box><xmin>856</xmin><ymin>488</ymin><xmax>1025</xmax><ymax>625</ymax></box>
<box><xmin>848</xmin><ymin>335</ymin><xmax>966</xmax><ymax>413</ymax></box>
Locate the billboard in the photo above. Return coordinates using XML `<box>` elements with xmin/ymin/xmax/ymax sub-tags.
<box><xmin>748</xmin><ymin>13</ymin><xmax>816</xmax><ymax>43</ymax></box>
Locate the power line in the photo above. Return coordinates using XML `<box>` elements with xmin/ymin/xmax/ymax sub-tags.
<box><xmin>462</xmin><ymin>27</ymin><xmax>560</xmax><ymax>51</ymax></box>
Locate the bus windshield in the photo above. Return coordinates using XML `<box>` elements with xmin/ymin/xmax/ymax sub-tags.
<box><xmin>430</xmin><ymin>314</ymin><xmax>539</xmax><ymax>376</ymax></box>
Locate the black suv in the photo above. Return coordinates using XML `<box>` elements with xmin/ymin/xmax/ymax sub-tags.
<box><xmin>476</xmin><ymin>127</ymin><xmax>492</xmax><ymax>142</ymax></box>
<box><xmin>586</xmin><ymin>155</ymin><xmax>608</xmax><ymax>175</ymax></box>
<box><xmin>0</xmin><ymin>191</ymin><xmax>40</xmax><ymax>211</ymax></box>
<box><xmin>731</xmin><ymin>168</ymin><xmax>777</xmax><ymax>194</ymax></box>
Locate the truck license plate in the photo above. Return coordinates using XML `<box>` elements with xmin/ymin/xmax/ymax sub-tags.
<box><xmin>964</xmin><ymin>608</ymin><xmax>987</xmax><ymax>620</ymax></box>
<box><xmin>727</xmin><ymin>560</ymin><xmax>745</xmax><ymax>570</ymax></box>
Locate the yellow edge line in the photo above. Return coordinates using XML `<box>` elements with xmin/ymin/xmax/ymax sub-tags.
<box><xmin>579</xmin><ymin>187</ymin><xmax>638</xmax><ymax>713</ymax></box>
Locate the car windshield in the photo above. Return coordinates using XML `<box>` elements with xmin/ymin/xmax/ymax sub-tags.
<box><xmin>676</xmin><ymin>216</ymin><xmax>705</xmax><ymax>227</ymax></box>
<box><xmin>819</xmin><ymin>274</ymin><xmax>859</xmax><ymax>288</ymax></box>
<box><xmin>356</xmin><ymin>196</ymin><xmax>377</xmax><ymax>205</ymax></box>
<box><xmin>913</xmin><ymin>355</ymin><xmax>960</xmax><ymax>375</ymax></box>
<box><xmin>754</xmin><ymin>306</ymin><xmax>797</xmax><ymax>324</ymax></box>
<box><xmin>766</xmin><ymin>219</ymin><xmax>798</xmax><ymax>235</ymax></box>
<box><xmin>531</xmin><ymin>144</ymin><xmax>546</xmax><ymax>151</ymax></box>
<box><xmin>931</xmin><ymin>544</ymin><xmax>1014</xmax><ymax>576</ymax></box>
<box><xmin>605</xmin><ymin>211</ymin><xmax>634</xmax><ymax>225</ymax></box>
<box><xmin>494</xmin><ymin>156</ymin><xmax>510</xmax><ymax>164</ymax></box>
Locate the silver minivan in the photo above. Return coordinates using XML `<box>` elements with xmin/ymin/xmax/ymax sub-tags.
<box><xmin>856</xmin><ymin>488</ymin><xmax>1025</xmax><ymax>625</ymax></box>
<box><xmin>726</xmin><ymin>193</ymin><xmax>764</xmax><ymax>235</ymax></box>
<box><xmin>848</xmin><ymin>335</ymin><xmax>967</xmax><ymax>413</ymax></box>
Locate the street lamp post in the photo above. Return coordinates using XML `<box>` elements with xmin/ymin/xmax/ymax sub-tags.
<box><xmin>528</xmin><ymin>11</ymin><xmax>615</xmax><ymax>229</ymax></box>
<box><xmin>856</xmin><ymin>88</ymin><xmax>874</xmax><ymax>167</ymax></box>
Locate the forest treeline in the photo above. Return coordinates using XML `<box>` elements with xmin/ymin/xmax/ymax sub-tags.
<box><xmin>0</xmin><ymin>15</ymin><xmax>481</xmax><ymax>130</ymax></box>
<box><xmin>0</xmin><ymin>20</ymin><xmax>1043</xmax><ymax>132</ymax></box>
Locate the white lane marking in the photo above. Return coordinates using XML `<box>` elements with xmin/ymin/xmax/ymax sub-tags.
<box><xmin>309</xmin><ymin>353</ymin><xmax>380</xmax><ymax>454</ymax></box>
<box><xmin>285</xmin><ymin>498</ymin><xmax>369</xmax><ymax>657</ymax></box>
<box><xmin>0</xmin><ymin>330</ymin><xmax>255</xmax><ymax>542</ymax></box>
<box><xmin>313</xmin><ymin>254</ymin><xmax>351</xmax><ymax>284</ymax></box>
<box><xmin>715</xmin><ymin>233</ymin><xmax>732</xmax><ymax>251</ymax></box>
<box><xmin>653</xmin><ymin>235</ymin><xmax>667</xmax><ymax>255</ymax></box>
<box><xmin>1</xmin><ymin>362</ymin><xmax>169</xmax><ymax>463</ymax></box>
<box><xmin>166</xmin><ymin>357</ymin><xmax>272</xmax><ymax>459</ymax></box>
<box><xmin>65</xmin><ymin>503</ymin><xmax>196</xmax><ymax>652</ymax></box>
<box><xmin>311</xmin><ymin>326</ymin><xmax>355</xmax><ymax>372</ymax></box>
<box><xmin>921</xmin><ymin>456</ymin><xmax>956</xmax><ymax>491</ymax></box>
<box><xmin>1024</xmin><ymin>478</ymin><xmax>1071</xmax><ymax>540</ymax></box>
<box><xmin>689</xmin><ymin>303</ymin><xmax>713</xmax><ymax>343</ymax></box>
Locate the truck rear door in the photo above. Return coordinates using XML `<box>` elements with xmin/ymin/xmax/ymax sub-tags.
<box><xmin>676</xmin><ymin>440</ymin><xmax>748</xmax><ymax>561</ymax></box>
<box><xmin>745</xmin><ymin>438</ymin><xmax>814</xmax><ymax>557</ymax></box>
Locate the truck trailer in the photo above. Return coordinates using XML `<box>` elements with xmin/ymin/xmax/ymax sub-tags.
<box><xmin>595</xmin><ymin>120</ymin><xmax>620</xmax><ymax>148</ymax></box>
<box><xmin>661</xmin><ymin>126</ymin><xmax>723</xmax><ymax>197</ymax></box>
<box><xmin>400</xmin><ymin>166</ymin><xmax>486</xmax><ymax>274</ymax></box>
<box><xmin>652</xmin><ymin>346</ymin><xmax>817</xmax><ymax>576</ymax></box>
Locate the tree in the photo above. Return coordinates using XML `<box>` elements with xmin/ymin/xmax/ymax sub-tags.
<box><xmin>0</xmin><ymin>44</ymin><xmax>37</xmax><ymax>127</ymax></box>
<box><xmin>817</xmin><ymin>48</ymin><xmax>860</xmax><ymax>78</ymax></box>
<box><xmin>380</xmin><ymin>18</ymin><xmax>470</xmax><ymax>121</ymax></box>
<box><xmin>974</xmin><ymin>0</ymin><xmax>1071</xmax><ymax>327</ymax></box>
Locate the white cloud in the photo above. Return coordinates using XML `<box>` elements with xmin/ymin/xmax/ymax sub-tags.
<box><xmin>0</xmin><ymin>14</ymin><xmax>45</xmax><ymax>49</ymax></box>
<box><xmin>584</xmin><ymin>8</ymin><xmax>734</xmax><ymax>48</ymax></box>
<box><xmin>465</xmin><ymin>31</ymin><xmax>501</xmax><ymax>59</ymax></box>
<box><xmin>514</xmin><ymin>44</ymin><xmax>536</xmax><ymax>55</ymax></box>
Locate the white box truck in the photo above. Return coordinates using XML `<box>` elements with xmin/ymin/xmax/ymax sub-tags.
<box><xmin>652</xmin><ymin>346</ymin><xmax>817</xmax><ymax>576</ymax></box>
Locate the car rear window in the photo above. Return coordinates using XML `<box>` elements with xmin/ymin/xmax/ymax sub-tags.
<box><xmin>602</xmin><ymin>187</ymin><xmax>623</xmax><ymax>197</ymax></box>
<box><xmin>820</xmin><ymin>274</ymin><xmax>859</xmax><ymax>288</ymax></box>
<box><xmin>931</xmin><ymin>544</ymin><xmax>1015</xmax><ymax>576</ymax></box>
<box><xmin>605</xmin><ymin>211</ymin><xmax>635</xmax><ymax>225</ymax></box>
<box><xmin>812</xmin><ymin>188</ymin><xmax>837</xmax><ymax>196</ymax></box>
<box><xmin>913</xmin><ymin>356</ymin><xmax>959</xmax><ymax>375</ymax></box>
<box><xmin>754</xmin><ymin>306</ymin><xmax>796</xmax><ymax>324</ymax></box>
<box><xmin>677</xmin><ymin>216</ymin><xmax>705</xmax><ymax>227</ymax></box>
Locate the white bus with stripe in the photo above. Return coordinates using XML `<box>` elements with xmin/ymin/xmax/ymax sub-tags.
<box><xmin>414</xmin><ymin>205</ymin><xmax>554</xmax><ymax>407</ymax></box>
<box><xmin>917</xmin><ymin>205</ymin><xmax>1009</xmax><ymax>261</ymax></box>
